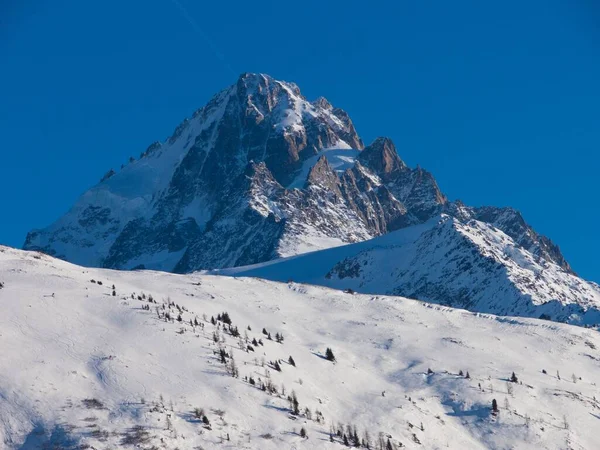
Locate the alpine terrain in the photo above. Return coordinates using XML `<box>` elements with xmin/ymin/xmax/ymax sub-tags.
<box><xmin>2</xmin><ymin>246</ymin><xmax>600</xmax><ymax>450</ymax></box>
<box><xmin>22</xmin><ymin>73</ymin><xmax>598</xmax><ymax>325</ymax></box>
<box><xmin>217</xmin><ymin>215</ymin><xmax>600</xmax><ymax>326</ymax></box>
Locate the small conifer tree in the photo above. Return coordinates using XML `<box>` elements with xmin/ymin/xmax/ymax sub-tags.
<box><xmin>325</xmin><ymin>347</ymin><xmax>335</xmax><ymax>362</ymax></box>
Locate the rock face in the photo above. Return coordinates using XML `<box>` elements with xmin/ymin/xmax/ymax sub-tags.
<box><xmin>324</xmin><ymin>215</ymin><xmax>596</xmax><ymax>322</ymax></box>
<box><xmin>24</xmin><ymin>73</ymin><xmax>573</xmax><ymax>277</ymax></box>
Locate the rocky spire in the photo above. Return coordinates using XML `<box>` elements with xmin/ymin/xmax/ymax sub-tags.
<box><xmin>305</xmin><ymin>156</ymin><xmax>342</xmax><ymax>197</ymax></box>
<box><xmin>358</xmin><ymin>137</ymin><xmax>406</xmax><ymax>181</ymax></box>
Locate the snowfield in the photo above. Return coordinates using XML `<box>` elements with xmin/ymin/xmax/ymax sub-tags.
<box><xmin>1</xmin><ymin>246</ymin><xmax>600</xmax><ymax>449</ymax></box>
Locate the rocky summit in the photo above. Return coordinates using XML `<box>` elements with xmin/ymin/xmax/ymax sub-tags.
<box><xmin>24</xmin><ymin>73</ymin><xmax>572</xmax><ymax>279</ymax></box>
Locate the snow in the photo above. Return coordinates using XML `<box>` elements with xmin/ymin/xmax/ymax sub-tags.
<box><xmin>216</xmin><ymin>218</ymin><xmax>438</xmax><ymax>282</ymax></box>
<box><xmin>273</xmin><ymin>80</ymin><xmax>319</xmax><ymax>134</ymax></box>
<box><xmin>287</xmin><ymin>144</ymin><xmax>359</xmax><ymax>190</ymax></box>
<box><xmin>181</xmin><ymin>195</ymin><xmax>211</xmax><ymax>231</ymax></box>
<box><xmin>121</xmin><ymin>248</ymin><xmax>187</xmax><ymax>272</ymax></box>
<box><xmin>2</xmin><ymin>245</ymin><xmax>600</xmax><ymax>449</ymax></box>
<box><xmin>277</xmin><ymin>234</ymin><xmax>348</xmax><ymax>258</ymax></box>
<box><xmin>216</xmin><ymin>215</ymin><xmax>600</xmax><ymax>325</ymax></box>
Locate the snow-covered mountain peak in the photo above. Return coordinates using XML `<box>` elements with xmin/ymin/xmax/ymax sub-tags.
<box><xmin>311</xmin><ymin>96</ymin><xmax>333</xmax><ymax>110</ymax></box>
<box><xmin>24</xmin><ymin>74</ymin><xmax>575</xmax><ymax>304</ymax></box>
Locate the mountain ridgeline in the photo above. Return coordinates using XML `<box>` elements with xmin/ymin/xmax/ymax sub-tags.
<box><xmin>24</xmin><ymin>73</ymin><xmax>570</xmax><ymax>274</ymax></box>
<box><xmin>24</xmin><ymin>73</ymin><xmax>597</xmax><ymax>324</ymax></box>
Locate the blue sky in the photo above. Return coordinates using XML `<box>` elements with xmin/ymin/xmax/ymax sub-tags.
<box><xmin>1</xmin><ymin>0</ymin><xmax>599</xmax><ymax>281</ymax></box>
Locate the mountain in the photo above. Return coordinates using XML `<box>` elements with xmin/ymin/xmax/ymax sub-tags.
<box><xmin>23</xmin><ymin>73</ymin><xmax>572</xmax><ymax>278</ymax></box>
<box><xmin>3</xmin><ymin>245</ymin><xmax>600</xmax><ymax>449</ymax></box>
<box><xmin>216</xmin><ymin>214</ymin><xmax>600</xmax><ymax>326</ymax></box>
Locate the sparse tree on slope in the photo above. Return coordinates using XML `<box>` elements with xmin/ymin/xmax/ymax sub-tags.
<box><xmin>492</xmin><ymin>398</ymin><xmax>499</xmax><ymax>413</ymax></box>
<box><xmin>326</xmin><ymin>347</ymin><xmax>335</xmax><ymax>362</ymax></box>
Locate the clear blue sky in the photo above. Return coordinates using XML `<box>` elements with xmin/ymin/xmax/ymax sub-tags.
<box><xmin>1</xmin><ymin>1</ymin><xmax>599</xmax><ymax>281</ymax></box>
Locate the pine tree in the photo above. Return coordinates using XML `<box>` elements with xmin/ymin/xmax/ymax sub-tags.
<box><xmin>492</xmin><ymin>398</ymin><xmax>498</xmax><ymax>413</ymax></box>
<box><xmin>290</xmin><ymin>390</ymin><xmax>300</xmax><ymax>415</ymax></box>
<box><xmin>288</xmin><ymin>355</ymin><xmax>296</xmax><ymax>367</ymax></box>
<box><xmin>304</xmin><ymin>407</ymin><xmax>312</xmax><ymax>420</ymax></box>
<box><xmin>229</xmin><ymin>354</ymin><xmax>238</xmax><ymax>377</ymax></box>
<box><xmin>325</xmin><ymin>347</ymin><xmax>335</xmax><ymax>362</ymax></box>
<box><xmin>221</xmin><ymin>311</ymin><xmax>232</xmax><ymax>325</ymax></box>
<box><xmin>510</xmin><ymin>372</ymin><xmax>518</xmax><ymax>383</ymax></box>
<box><xmin>211</xmin><ymin>316</ymin><xmax>216</xmax><ymax>325</ymax></box>
<box><xmin>364</xmin><ymin>430</ymin><xmax>371</xmax><ymax>449</ymax></box>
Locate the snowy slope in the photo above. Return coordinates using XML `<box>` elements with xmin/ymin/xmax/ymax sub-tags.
<box><xmin>287</xmin><ymin>143</ymin><xmax>359</xmax><ymax>190</ymax></box>
<box><xmin>217</xmin><ymin>215</ymin><xmax>600</xmax><ymax>326</ymax></box>
<box><xmin>2</xmin><ymin>246</ymin><xmax>600</xmax><ymax>450</ymax></box>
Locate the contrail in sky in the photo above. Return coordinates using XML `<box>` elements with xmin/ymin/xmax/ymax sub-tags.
<box><xmin>168</xmin><ymin>0</ymin><xmax>237</xmax><ymax>76</ymax></box>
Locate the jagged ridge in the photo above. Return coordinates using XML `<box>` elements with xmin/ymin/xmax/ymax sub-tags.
<box><xmin>24</xmin><ymin>73</ymin><xmax>572</xmax><ymax>281</ymax></box>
